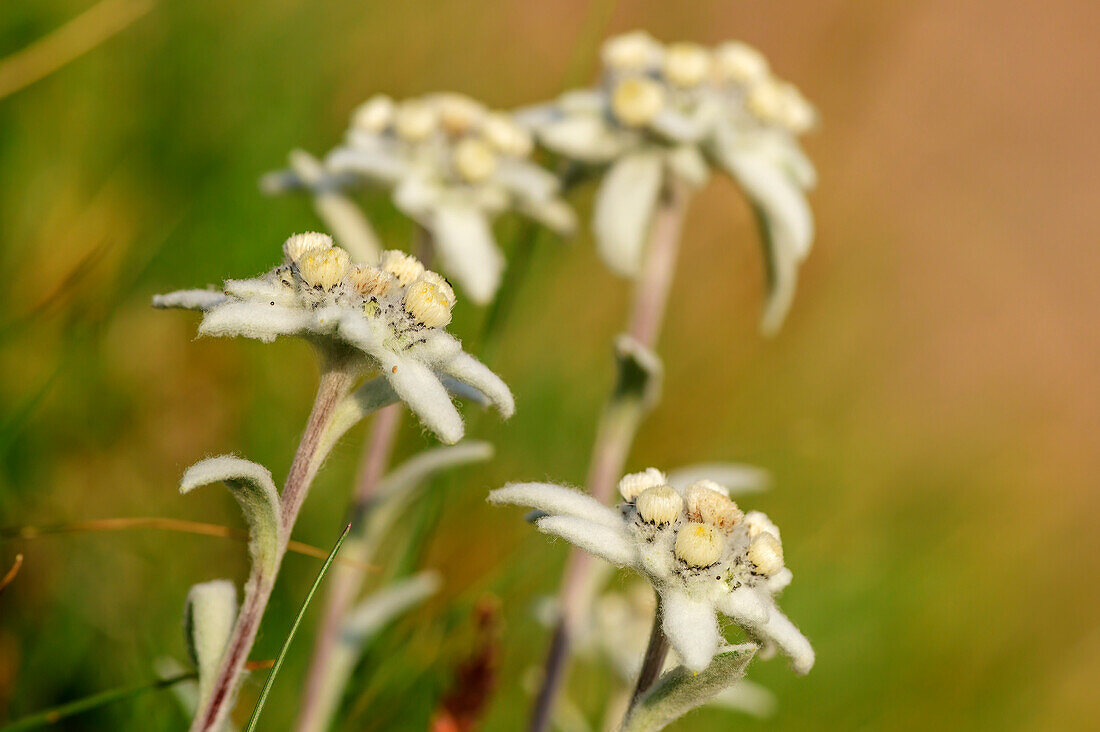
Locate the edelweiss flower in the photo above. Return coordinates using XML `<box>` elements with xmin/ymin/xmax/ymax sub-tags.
<box><xmin>153</xmin><ymin>232</ymin><xmax>513</xmax><ymax>443</ymax></box>
<box><xmin>489</xmin><ymin>467</ymin><xmax>813</xmax><ymax>674</ymax></box>
<box><xmin>262</xmin><ymin>93</ymin><xmax>577</xmax><ymax>304</ymax></box>
<box><xmin>518</xmin><ymin>30</ymin><xmax>818</xmax><ymax>334</ymax></box>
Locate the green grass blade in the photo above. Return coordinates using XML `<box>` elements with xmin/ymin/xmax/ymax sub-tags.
<box><xmin>0</xmin><ymin>671</ymin><xmax>196</xmax><ymax>731</ymax></box>
<box><xmin>244</xmin><ymin>522</ymin><xmax>351</xmax><ymax>732</ymax></box>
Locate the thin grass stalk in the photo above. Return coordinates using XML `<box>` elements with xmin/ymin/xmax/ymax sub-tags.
<box><xmin>529</xmin><ymin>175</ymin><xmax>691</xmax><ymax>732</ymax></box>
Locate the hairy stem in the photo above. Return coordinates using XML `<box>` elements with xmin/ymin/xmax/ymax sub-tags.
<box><xmin>294</xmin><ymin>405</ymin><xmax>402</xmax><ymax>732</ymax></box>
<box><xmin>529</xmin><ymin>176</ymin><xmax>691</xmax><ymax>732</ymax></box>
<box><xmin>626</xmin><ymin>595</ymin><xmax>669</xmax><ymax>714</ymax></box>
<box><xmin>189</xmin><ymin>359</ymin><xmax>359</xmax><ymax>732</ymax></box>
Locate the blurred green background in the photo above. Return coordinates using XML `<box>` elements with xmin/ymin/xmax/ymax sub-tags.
<box><xmin>2</xmin><ymin>0</ymin><xmax>1098</xmax><ymax>729</ymax></box>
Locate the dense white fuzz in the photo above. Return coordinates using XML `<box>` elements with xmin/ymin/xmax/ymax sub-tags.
<box><xmin>619</xmin><ymin>467</ymin><xmax>668</xmax><ymax>502</ymax></box>
<box><xmin>664</xmin><ymin>42</ymin><xmax>710</xmax><ymax>87</ymax></box>
<box><xmin>674</xmin><ymin>521</ymin><xmax>724</xmax><ymax>567</ymax></box>
<box><xmin>611</xmin><ymin>77</ymin><xmax>666</xmax><ymax>127</ymax></box>
<box><xmin>714</xmin><ymin>41</ymin><xmax>769</xmax><ymax>84</ymax></box>
<box><xmin>184</xmin><ymin>580</ymin><xmax>238</xmax><ymax>705</ymax></box>
<box><xmin>636</xmin><ymin>485</ymin><xmax>684</xmax><ymax>526</ymax></box>
<box><xmin>490</xmin><ymin>470</ymin><xmax>812</xmax><ymax>676</ymax></box>
<box><xmin>352</xmin><ymin>95</ymin><xmax>395</xmax><ymax>133</ymax></box>
<box><xmin>152</xmin><ymin>289</ymin><xmax>226</xmax><ymax>310</ymax></box>
<box><xmin>662</xmin><ymin>590</ymin><xmax>720</xmax><ymax>672</ymax></box>
<box><xmin>685</xmin><ymin>481</ymin><xmax>743</xmax><ymax>532</ymax></box>
<box><xmin>298</xmin><ymin>246</ymin><xmax>351</xmax><ymax>289</ymax></box>
<box><xmin>747</xmin><ymin>532</ymin><xmax>784</xmax><ymax>576</ymax></box>
<box><xmin>535</xmin><ymin>515</ymin><xmax>636</xmax><ymax>566</ymax></box>
<box><xmin>283</xmin><ymin>231</ymin><xmax>334</xmax><ymax>262</ymax></box>
<box><xmin>157</xmin><ymin>243</ymin><xmax>512</xmax><ymax>444</ymax></box>
<box><xmin>488</xmin><ymin>483</ymin><xmax>621</xmax><ymax>529</ymax></box>
<box><xmin>380</xmin><ymin>249</ymin><xmax>426</xmax><ymax>286</ymax></box>
<box><xmin>453</xmin><ymin>137</ymin><xmax>497</xmax><ymax>182</ymax></box>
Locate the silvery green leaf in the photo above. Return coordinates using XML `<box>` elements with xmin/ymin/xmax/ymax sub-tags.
<box><xmin>620</xmin><ymin>645</ymin><xmax>757</xmax><ymax>732</ymax></box>
<box><xmin>666</xmin><ymin>463</ymin><xmax>769</xmax><ymax>496</ymax></box>
<box><xmin>594</xmin><ymin>151</ymin><xmax>665</xmax><ymax>277</ymax></box>
<box><xmin>430</xmin><ymin>203</ymin><xmax>504</xmax><ymax>304</ymax></box>
<box><xmin>180</xmin><ymin>456</ymin><xmax>283</xmax><ymax>576</ymax></box>
<box><xmin>152</xmin><ymin>289</ymin><xmax>227</xmax><ymax>311</ymax></box>
<box><xmin>711</xmin><ymin>123</ymin><xmax>814</xmax><ymax>335</ymax></box>
<box><xmin>183</xmin><ymin>580</ymin><xmax>238</xmax><ymax>707</ymax></box>
<box><xmin>156</xmin><ymin>658</ymin><xmax>243</xmax><ymax>732</ymax></box>
<box><xmin>664</xmin><ymin>145</ymin><xmax>711</xmax><ymax>188</ymax></box>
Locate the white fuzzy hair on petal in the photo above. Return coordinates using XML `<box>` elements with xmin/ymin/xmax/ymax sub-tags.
<box><xmin>430</xmin><ymin>204</ymin><xmax>503</xmax><ymax>304</ymax></box>
<box><xmin>534</xmin><ymin>515</ymin><xmax>636</xmax><ymax>566</ymax></box>
<box><xmin>153</xmin><ymin>289</ymin><xmax>227</xmax><ymax>311</ymax></box>
<box><xmin>662</xmin><ymin>589</ymin><xmax>721</xmax><ymax>673</ymax></box>
<box><xmin>488</xmin><ymin>483</ymin><xmax>621</xmax><ymax>529</ymax></box>
<box><xmin>436</xmin><ymin>351</ymin><xmax>514</xmax><ymax>418</ymax></box>
<box><xmin>375</xmin><ymin>350</ymin><xmax>463</xmax><ymax>444</ymax></box>
<box><xmin>197</xmin><ymin>301</ymin><xmax>313</xmax><ymax>343</ymax></box>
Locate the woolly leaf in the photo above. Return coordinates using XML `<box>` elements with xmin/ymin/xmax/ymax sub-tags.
<box><xmin>180</xmin><ymin>456</ymin><xmax>283</xmax><ymax>576</ymax></box>
<box><xmin>620</xmin><ymin>645</ymin><xmax>757</xmax><ymax>732</ymax></box>
<box><xmin>183</xmin><ymin>580</ymin><xmax>238</xmax><ymax>706</ymax></box>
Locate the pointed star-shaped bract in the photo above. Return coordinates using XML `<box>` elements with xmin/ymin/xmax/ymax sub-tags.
<box><xmin>154</xmin><ymin>233</ymin><xmax>513</xmax><ymax>444</ymax></box>
<box><xmin>489</xmin><ymin>467</ymin><xmax>813</xmax><ymax>675</ymax></box>
<box><xmin>517</xmin><ymin>31</ymin><xmax>818</xmax><ymax>334</ymax></box>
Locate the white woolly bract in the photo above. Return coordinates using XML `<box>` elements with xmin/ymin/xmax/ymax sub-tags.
<box><xmin>180</xmin><ymin>456</ymin><xmax>283</xmax><ymax>575</ymax></box>
<box><xmin>197</xmin><ymin>301</ymin><xmax>314</xmax><ymax>343</ymax></box>
<box><xmin>753</xmin><ymin>605</ymin><xmax>814</xmax><ymax>675</ymax></box>
<box><xmin>184</xmin><ymin>580</ymin><xmax>238</xmax><ymax>705</ymax></box>
<box><xmin>152</xmin><ymin>289</ymin><xmax>226</xmax><ymax>311</ymax></box>
<box><xmin>593</xmin><ymin>151</ymin><xmax>665</xmax><ymax>277</ymax></box>
<box><xmin>434</xmin><ymin>351</ymin><xmax>514</xmax><ymax>418</ymax></box>
<box><xmin>662</xmin><ymin>590</ymin><xmax>720</xmax><ymax>672</ymax></box>
<box><xmin>534</xmin><ymin>515</ymin><xmax>635</xmax><ymax>566</ymax></box>
<box><xmin>430</xmin><ymin>203</ymin><xmax>503</xmax><ymax>305</ymax></box>
<box><xmin>376</xmin><ymin>349</ymin><xmax>463</xmax><ymax>444</ymax></box>
<box><xmin>488</xmin><ymin>483</ymin><xmax>621</xmax><ymax>529</ymax></box>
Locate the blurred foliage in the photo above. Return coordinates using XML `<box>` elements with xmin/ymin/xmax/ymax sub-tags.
<box><xmin>2</xmin><ymin>1</ymin><xmax>1099</xmax><ymax>730</ymax></box>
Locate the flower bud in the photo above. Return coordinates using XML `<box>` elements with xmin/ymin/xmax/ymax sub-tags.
<box><xmin>684</xmin><ymin>482</ymin><xmax>743</xmax><ymax>532</ymax></box>
<box><xmin>347</xmin><ymin>264</ymin><xmax>393</xmax><ymax>298</ymax></box>
<box><xmin>744</xmin><ymin>510</ymin><xmax>782</xmax><ymax>543</ymax></box>
<box><xmin>663</xmin><ymin>42</ymin><xmax>710</xmax><ymax>87</ymax></box>
<box><xmin>417</xmin><ymin>270</ymin><xmax>456</xmax><ymax>308</ymax></box>
<box><xmin>436</xmin><ymin>93</ymin><xmax>485</xmax><ymax>135</ymax></box>
<box><xmin>299</xmin><ymin>247</ymin><xmax>351</xmax><ymax>290</ymax></box>
<box><xmin>404</xmin><ymin>279</ymin><xmax>454</xmax><ymax>328</ymax></box>
<box><xmin>713</xmin><ymin>42</ymin><xmax>769</xmax><ymax>84</ymax></box>
<box><xmin>611</xmin><ymin>77</ymin><xmax>666</xmax><ymax>127</ymax></box>
<box><xmin>283</xmin><ymin>232</ymin><xmax>333</xmax><ymax>263</ymax></box>
<box><xmin>635</xmin><ymin>485</ymin><xmax>683</xmax><ymax>526</ymax></box>
<box><xmin>394</xmin><ymin>101</ymin><xmax>438</xmax><ymax>141</ymax></box>
<box><xmin>602</xmin><ymin>31</ymin><xmax>662</xmax><ymax>73</ymax></box>
<box><xmin>482</xmin><ymin>113</ymin><xmax>534</xmax><ymax>157</ymax></box>
<box><xmin>674</xmin><ymin>522</ymin><xmax>724</xmax><ymax>568</ymax></box>
<box><xmin>453</xmin><ymin>137</ymin><xmax>498</xmax><ymax>183</ymax></box>
<box><xmin>380</xmin><ymin>250</ymin><xmax>426</xmax><ymax>286</ymax></box>
<box><xmin>618</xmin><ymin>467</ymin><xmax>667</xmax><ymax>502</ymax></box>
<box><xmin>746</xmin><ymin>79</ymin><xmax>785</xmax><ymax>123</ymax></box>
<box><xmin>746</xmin><ymin>531</ymin><xmax>784</xmax><ymax>576</ymax></box>
<box><xmin>352</xmin><ymin>95</ymin><xmax>395</xmax><ymax>133</ymax></box>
